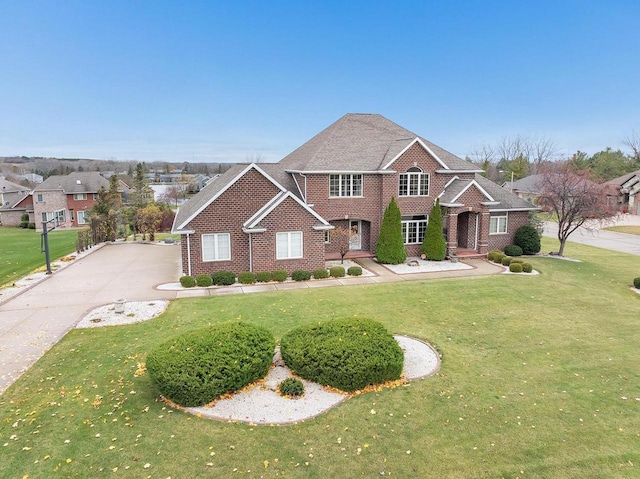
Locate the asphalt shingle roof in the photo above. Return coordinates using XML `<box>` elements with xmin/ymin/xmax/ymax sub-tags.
<box><xmin>35</xmin><ymin>172</ymin><xmax>110</xmax><ymax>194</ymax></box>
<box><xmin>279</xmin><ymin>113</ymin><xmax>479</xmax><ymax>172</ymax></box>
<box><xmin>475</xmin><ymin>174</ymin><xmax>538</xmax><ymax>210</ymax></box>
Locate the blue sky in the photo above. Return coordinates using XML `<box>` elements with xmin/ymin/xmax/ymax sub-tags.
<box><xmin>1</xmin><ymin>1</ymin><xmax>639</xmax><ymax>163</ymax></box>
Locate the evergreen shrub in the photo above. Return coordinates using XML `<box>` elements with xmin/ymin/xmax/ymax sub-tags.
<box><xmin>376</xmin><ymin>197</ymin><xmax>407</xmax><ymax>264</ymax></box>
<box><xmin>313</xmin><ymin>268</ymin><xmax>329</xmax><ymax>279</ymax></box>
<box><xmin>147</xmin><ymin>322</ymin><xmax>275</xmax><ymax>407</ymax></box>
<box><xmin>329</xmin><ymin>266</ymin><xmax>345</xmax><ymax>278</ymax></box>
<box><xmin>347</xmin><ymin>266</ymin><xmax>363</xmax><ymax>276</ymax></box>
<box><xmin>196</xmin><ymin>274</ymin><xmax>213</xmax><ymax>287</ymax></box>
<box><xmin>634</xmin><ymin>277</ymin><xmax>640</xmax><ymax>289</ymax></box>
<box><xmin>280</xmin><ymin>317</ymin><xmax>404</xmax><ymax>392</ymax></box>
<box><xmin>212</xmin><ymin>271</ymin><xmax>236</xmax><ymax>286</ymax></box>
<box><xmin>514</xmin><ymin>224</ymin><xmax>541</xmax><ymax>254</ymax></box>
<box><xmin>256</xmin><ymin>271</ymin><xmax>272</xmax><ymax>283</ymax></box>
<box><xmin>278</xmin><ymin>378</ymin><xmax>304</xmax><ymax>397</ymax></box>
<box><xmin>522</xmin><ymin>263</ymin><xmax>533</xmax><ymax>273</ymax></box>
<box><xmin>291</xmin><ymin>270</ymin><xmax>311</xmax><ymax>281</ymax></box>
<box><xmin>420</xmin><ymin>198</ymin><xmax>446</xmax><ymax>260</ymax></box>
<box><xmin>504</xmin><ymin>244</ymin><xmax>523</xmax><ymax>257</ymax></box>
<box><xmin>179</xmin><ymin>275</ymin><xmax>196</xmax><ymax>288</ymax></box>
<box><xmin>272</xmin><ymin>270</ymin><xmax>288</xmax><ymax>282</ymax></box>
<box><xmin>509</xmin><ymin>262</ymin><xmax>523</xmax><ymax>273</ymax></box>
<box><xmin>501</xmin><ymin>256</ymin><xmax>514</xmax><ymax>266</ymax></box>
<box><xmin>238</xmin><ymin>271</ymin><xmax>256</xmax><ymax>284</ymax></box>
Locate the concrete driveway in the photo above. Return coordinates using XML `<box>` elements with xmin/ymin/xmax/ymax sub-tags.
<box><xmin>0</xmin><ymin>242</ymin><xmax>181</xmax><ymax>394</ymax></box>
<box><xmin>543</xmin><ymin>214</ymin><xmax>640</xmax><ymax>256</ymax></box>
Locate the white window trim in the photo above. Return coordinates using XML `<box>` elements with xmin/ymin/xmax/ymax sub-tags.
<box><xmin>201</xmin><ymin>233</ymin><xmax>231</xmax><ymax>262</ymax></box>
<box><xmin>77</xmin><ymin>210</ymin><xmax>89</xmax><ymax>225</ymax></box>
<box><xmin>401</xmin><ymin>216</ymin><xmax>428</xmax><ymax>244</ymax></box>
<box><xmin>399</xmin><ymin>171</ymin><xmax>430</xmax><ymax>197</ymax></box>
<box><xmin>329</xmin><ymin>174</ymin><xmax>363</xmax><ymax>198</ymax></box>
<box><xmin>73</xmin><ymin>193</ymin><xmax>87</xmax><ymax>201</ymax></box>
<box><xmin>276</xmin><ymin>231</ymin><xmax>303</xmax><ymax>259</ymax></box>
<box><xmin>489</xmin><ymin>213</ymin><xmax>508</xmax><ymax>235</ymax></box>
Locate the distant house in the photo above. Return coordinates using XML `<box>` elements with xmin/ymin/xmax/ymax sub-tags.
<box><xmin>502</xmin><ymin>174</ymin><xmax>544</xmax><ymax>205</ymax></box>
<box><xmin>17</xmin><ymin>173</ymin><xmax>44</xmax><ymax>184</ymax></box>
<box><xmin>604</xmin><ymin>169</ymin><xmax>640</xmax><ymax>214</ymax></box>
<box><xmin>0</xmin><ymin>177</ymin><xmax>32</xmax><ymax>226</ymax></box>
<box><xmin>173</xmin><ymin>114</ymin><xmax>537</xmax><ymax>277</ymax></box>
<box><xmin>32</xmin><ymin>172</ymin><xmax>129</xmax><ymax>231</ymax></box>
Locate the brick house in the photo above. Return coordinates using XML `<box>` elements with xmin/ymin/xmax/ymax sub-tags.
<box><xmin>172</xmin><ymin>114</ymin><xmax>537</xmax><ymax>276</ymax></box>
<box><xmin>32</xmin><ymin>172</ymin><xmax>129</xmax><ymax>231</ymax></box>
<box><xmin>0</xmin><ymin>177</ymin><xmax>32</xmax><ymax>226</ymax></box>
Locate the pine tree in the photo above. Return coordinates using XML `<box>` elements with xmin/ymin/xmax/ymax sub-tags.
<box><xmin>420</xmin><ymin>198</ymin><xmax>447</xmax><ymax>260</ymax></box>
<box><xmin>375</xmin><ymin>197</ymin><xmax>407</xmax><ymax>264</ymax></box>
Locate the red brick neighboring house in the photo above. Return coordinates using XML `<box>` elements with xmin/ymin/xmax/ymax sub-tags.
<box><xmin>604</xmin><ymin>169</ymin><xmax>640</xmax><ymax>215</ymax></box>
<box><xmin>0</xmin><ymin>177</ymin><xmax>32</xmax><ymax>226</ymax></box>
<box><xmin>32</xmin><ymin>172</ymin><xmax>129</xmax><ymax>231</ymax></box>
<box><xmin>172</xmin><ymin>114</ymin><xmax>537</xmax><ymax>276</ymax></box>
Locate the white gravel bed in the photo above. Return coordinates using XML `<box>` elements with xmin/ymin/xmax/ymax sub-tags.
<box><xmin>188</xmin><ymin>335</ymin><xmax>439</xmax><ymax>425</ymax></box>
<box><xmin>383</xmin><ymin>258</ymin><xmax>472</xmax><ymax>274</ymax></box>
<box><xmin>76</xmin><ymin>301</ymin><xmax>170</xmax><ymax>328</ymax></box>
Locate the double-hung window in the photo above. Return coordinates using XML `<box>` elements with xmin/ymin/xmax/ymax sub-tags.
<box><xmin>73</xmin><ymin>193</ymin><xmax>87</xmax><ymax>201</ymax></box>
<box><xmin>276</xmin><ymin>231</ymin><xmax>303</xmax><ymax>259</ymax></box>
<box><xmin>202</xmin><ymin>233</ymin><xmax>231</xmax><ymax>261</ymax></box>
<box><xmin>489</xmin><ymin>214</ymin><xmax>508</xmax><ymax>234</ymax></box>
<box><xmin>329</xmin><ymin>174</ymin><xmax>362</xmax><ymax>197</ymax></box>
<box><xmin>399</xmin><ymin>167</ymin><xmax>429</xmax><ymax>196</ymax></box>
<box><xmin>401</xmin><ymin>215</ymin><xmax>428</xmax><ymax>244</ymax></box>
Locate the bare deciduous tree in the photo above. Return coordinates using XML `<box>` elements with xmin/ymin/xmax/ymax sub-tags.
<box><xmin>623</xmin><ymin>130</ymin><xmax>640</xmax><ymax>164</ymax></box>
<box><xmin>536</xmin><ymin>163</ymin><xmax>617</xmax><ymax>256</ymax></box>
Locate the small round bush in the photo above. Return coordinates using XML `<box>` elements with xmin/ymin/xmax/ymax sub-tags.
<box><xmin>291</xmin><ymin>270</ymin><xmax>311</xmax><ymax>281</ymax></box>
<box><xmin>509</xmin><ymin>262</ymin><xmax>523</xmax><ymax>273</ymax></box>
<box><xmin>634</xmin><ymin>277</ymin><xmax>640</xmax><ymax>289</ymax></box>
<box><xmin>329</xmin><ymin>266</ymin><xmax>345</xmax><ymax>278</ymax></box>
<box><xmin>256</xmin><ymin>271</ymin><xmax>272</xmax><ymax>283</ymax></box>
<box><xmin>487</xmin><ymin>249</ymin><xmax>502</xmax><ymax>262</ymax></box>
<box><xmin>272</xmin><ymin>270</ymin><xmax>287</xmax><ymax>282</ymax></box>
<box><xmin>147</xmin><ymin>322</ymin><xmax>275</xmax><ymax>407</ymax></box>
<box><xmin>238</xmin><ymin>271</ymin><xmax>256</xmax><ymax>284</ymax></box>
<box><xmin>501</xmin><ymin>256</ymin><xmax>514</xmax><ymax>266</ymax></box>
<box><xmin>514</xmin><ymin>224</ymin><xmax>541</xmax><ymax>255</ymax></box>
<box><xmin>509</xmin><ymin>258</ymin><xmax>524</xmax><ymax>264</ymax></box>
<box><xmin>504</xmin><ymin>244</ymin><xmax>523</xmax><ymax>257</ymax></box>
<box><xmin>196</xmin><ymin>274</ymin><xmax>213</xmax><ymax>287</ymax></box>
<box><xmin>491</xmin><ymin>253</ymin><xmax>506</xmax><ymax>264</ymax></box>
<box><xmin>179</xmin><ymin>275</ymin><xmax>196</xmax><ymax>288</ymax></box>
<box><xmin>522</xmin><ymin>263</ymin><xmax>533</xmax><ymax>273</ymax></box>
<box><xmin>211</xmin><ymin>271</ymin><xmax>236</xmax><ymax>286</ymax></box>
<box><xmin>280</xmin><ymin>317</ymin><xmax>404</xmax><ymax>392</ymax></box>
<box><xmin>313</xmin><ymin>268</ymin><xmax>329</xmax><ymax>279</ymax></box>
<box><xmin>278</xmin><ymin>378</ymin><xmax>305</xmax><ymax>397</ymax></box>
<box><xmin>347</xmin><ymin>266</ymin><xmax>363</xmax><ymax>276</ymax></box>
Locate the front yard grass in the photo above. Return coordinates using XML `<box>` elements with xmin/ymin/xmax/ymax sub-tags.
<box><xmin>603</xmin><ymin>225</ymin><xmax>640</xmax><ymax>235</ymax></box>
<box><xmin>0</xmin><ymin>226</ymin><xmax>79</xmax><ymax>288</ymax></box>
<box><xmin>1</xmin><ymin>238</ymin><xmax>640</xmax><ymax>477</ymax></box>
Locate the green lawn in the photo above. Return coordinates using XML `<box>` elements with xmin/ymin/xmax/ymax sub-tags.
<box><xmin>0</xmin><ymin>226</ymin><xmax>79</xmax><ymax>287</ymax></box>
<box><xmin>1</xmin><ymin>238</ymin><xmax>640</xmax><ymax>477</ymax></box>
<box><xmin>603</xmin><ymin>225</ymin><xmax>640</xmax><ymax>236</ymax></box>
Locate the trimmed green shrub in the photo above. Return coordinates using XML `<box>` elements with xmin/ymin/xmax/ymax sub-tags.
<box><xmin>211</xmin><ymin>270</ymin><xmax>236</xmax><ymax>286</ymax></box>
<box><xmin>347</xmin><ymin>266</ymin><xmax>363</xmax><ymax>276</ymax></box>
<box><xmin>256</xmin><ymin>271</ymin><xmax>272</xmax><ymax>283</ymax></box>
<box><xmin>329</xmin><ymin>266</ymin><xmax>345</xmax><ymax>278</ymax></box>
<box><xmin>514</xmin><ymin>224</ymin><xmax>541</xmax><ymax>255</ymax></box>
<box><xmin>491</xmin><ymin>252</ymin><xmax>506</xmax><ymax>264</ymax></box>
<box><xmin>20</xmin><ymin>213</ymin><xmax>29</xmax><ymax>229</ymax></box>
<box><xmin>195</xmin><ymin>274</ymin><xmax>213</xmax><ymax>287</ymax></box>
<box><xmin>238</xmin><ymin>271</ymin><xmax>256</xmax><ymax>284</ymax></box>
<box><xmin>504</xmin><ymin>244</ymin><xmax>523</xmax><ymax>257</ymax></box>
<box><xmin>278</xmin><ymin>378</ymin><xmax>305</xmax><ymax>397</ymax></box>
<box><xmin>633</xmin><ymin>277</ymin><xmax>640</xmax><ymax>289</ymax></box>
<box><xmin>420</xmin><ymin>198</ymin><xmax>446</xmax><ymax>260</ymax></box>
<box><xmin>501</xmin><ymin>256</ymin><xmax>514</xmax><ymax>266</ymax></box>
<box><xmin>509</xmin><ymin>258</ymin><xmax>524</xmax><ymax>264</ymax></box>
<box><xmin>509</xmin><ymin>262</ymin><xmax>523</xmax><ymax>273</ymax></box>
<box><xmin>272</xmin><ymin>270</ymin><xmax>287</xmax><ymax>282</ymax></box>
<box><xmin>147</xmin><ymin>322</ymin><xmax>275</xmax><ymax>407</ymax></box>
<box><xmin>291</xmin><ymin>270</ymin><xmax>311</xmax><ymax>281</ymax></box>
<box><xmin>375</xmin><ymin>197</ymin><xmax>407</xmax><ymax>264</ymax></box>
<box><xmin>313</xmin><ymin>268</ymin><xmax>329</xmax><ymax>279</ymax></box>
<box><xmin>487</xmin><ymin>249</ymin><xmax>502</xmax><ymax>262</ymax></box>
<box><xmin>179</xmin><ymin>275</ymin><xmax>196</xmax><ymax>288</ymax></box>
<box><xmin>28</xmin><ymin>223</ymin><xmax>36</xmax><ymax>229</ymax></box>
<box><xmin>522</xmin><ymin>263</ymin><xmax>533</xmax><ymax>273</ymax></box>
<box><xmin>280</xmin><ymin>317</ymin><xmax>404</xmax><ymax>392</ymax></box>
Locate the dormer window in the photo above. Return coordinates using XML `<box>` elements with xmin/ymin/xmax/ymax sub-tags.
<box><xmin>399</xmin><ymin>167</ymin><xmax>429</xmax><ymax>196</ymax></box>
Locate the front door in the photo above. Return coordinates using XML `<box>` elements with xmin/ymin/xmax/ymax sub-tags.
<box><xmin>349</xmin><ymin>220</ymin><xmax>361</xmax><ymax>250</ymax></box>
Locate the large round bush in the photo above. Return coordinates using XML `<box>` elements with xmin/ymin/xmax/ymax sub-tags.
<box><xmin>147</xmin><ymin>322</ymin><xmax>275</xmax><ymax>407</ymax></box>
<box><xmin>280</xmin><ymin>318</ymin><xmax>404</xmax><ymax>392</ymax></box>
<box><xmin>514</xmin><ymin>225</ymin><xmax>541</xmax><ymax>255</ymax></box>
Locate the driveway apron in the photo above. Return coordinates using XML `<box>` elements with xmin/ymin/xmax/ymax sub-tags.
<box><xmin>0</xmin><ymin>243</ymin><xmax>180</xmax><ymax>394</ymax></box>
